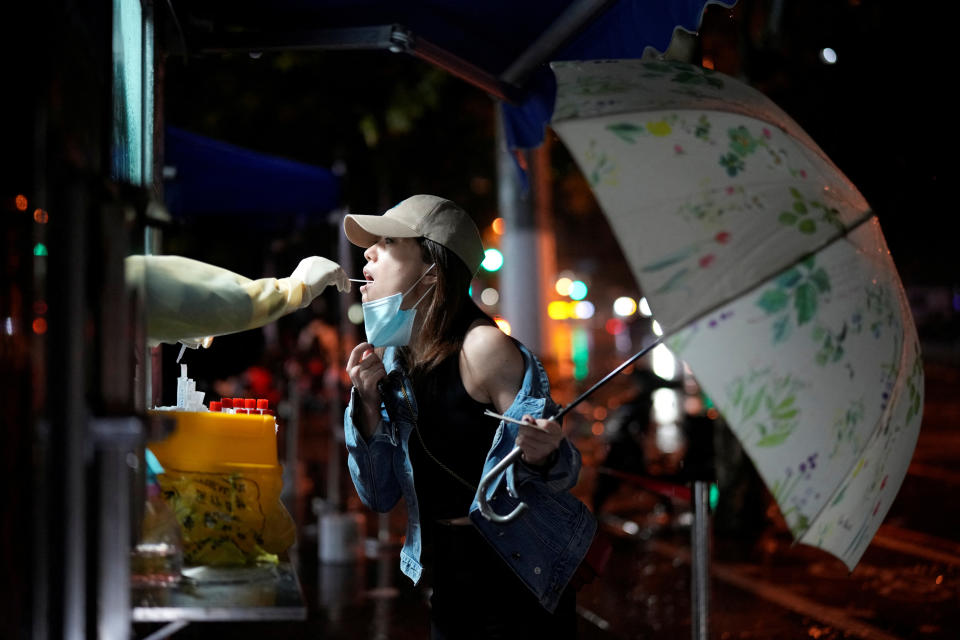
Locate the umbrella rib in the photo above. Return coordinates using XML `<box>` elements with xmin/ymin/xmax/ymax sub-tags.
<box><xmin>663</xmin><ymin>209</ymin><xmax>877</xmax><ymax>334</ymax></box>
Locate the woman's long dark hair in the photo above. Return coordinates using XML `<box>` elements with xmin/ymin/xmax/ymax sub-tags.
<box><xmin>401</xmin><ymin>237</ymin><xmax>493</xmax><ymax>378</ymax></box>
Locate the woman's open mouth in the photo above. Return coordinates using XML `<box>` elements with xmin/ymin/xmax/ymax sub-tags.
<box><xmin>360</xmin><ymin>271</ymin><xmax>374</xmax><ymax>294</ymax></box>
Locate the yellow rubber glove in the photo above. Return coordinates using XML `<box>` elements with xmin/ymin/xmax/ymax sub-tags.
<box><xmin>125</xmin><ymin>255</ymin><xmax>350</xmax><ymax>347</ymax></box>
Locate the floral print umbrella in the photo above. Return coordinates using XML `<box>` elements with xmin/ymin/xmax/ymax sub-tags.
<box><xmin>549</xmin><ymin>59</ymin><xmax>923</xmax><ymax>570</ymax></box>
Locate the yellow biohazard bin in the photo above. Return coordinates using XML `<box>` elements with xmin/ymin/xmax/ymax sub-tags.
<box><xmin>148</xmin><ymin>409</ymin><xmax>295</xmax><ymax>566</ymax></box>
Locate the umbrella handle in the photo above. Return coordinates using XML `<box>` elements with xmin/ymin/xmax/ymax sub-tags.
<box><xmin>476</xmin><ymin>446</ymin><xmax>528</xmax><ymax>523</ymax></box>
<box><xmin>476</xmin><ymin>336</ymin><xmax>665</xmax><ymax>524</ymax></box>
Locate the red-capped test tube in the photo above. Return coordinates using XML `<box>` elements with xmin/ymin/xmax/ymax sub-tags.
<box><xmin>209</xmin><ymin>401</ymin><xmax>222</xmax><ymax>412</ymax></box>
<box><xmin>257</xmin><ymin>399</ymin><xmax>269</xmax><ymax>414</ymax></box>
<box><xmin>221</xmin><ymin>398</ymin><xmax>233</xmax><ymax>412</ymax></box>
<box><xmin>235</xmin><ymin>398</ymin><xmax>247</xmax><ymax>414</ymax></box>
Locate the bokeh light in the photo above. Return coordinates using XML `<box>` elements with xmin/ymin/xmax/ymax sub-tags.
<box><xmin>555</xmin><ymin>277</ymin><xmax>572</xmax><ymax>296</ymax></box>
<box><xmin>652</xmin><ymin>343</ymin><xmax>677</xmax><ymax>380</ymax></box>
<box><xmin>548</xmin><ymin>300</ymin><xmax>571</xmax><ymax>320</ymax></box>
<box><xmin>480</xmin><ymin>287</ymin><xmax>499</xmax><ymax>306</ymax></box>
<box><xmin>15</xmin><ymin>195</ymin><xmax>28</xmax><ymax>211</ymax></box>
<box><xmin>655</xmin><ymin>422</ymin><xmax>682</xmax><ymax>453</ymax></box>
<box><xmin>491</xmin><ymin>217</ymin><xmax>505</xmax><ymax>235</ymax></box>
<box><xmin>568</xmin><ymin>280</ymin><xmax>588</xmax><ymax>300</ymax></box>
<box><xmin>347</xmin><ymin>303</ymin><xmax>364</xmax><ymax>324</ymax></box>
<box><xmin>481</xmin><ymin>248</ymin><xmax>504</xmax><ymax>272</ymax></box>
<box><xmin>613</xmin><ymin>296</ymin><xmax>637</xmax><ymax>317</ymax></box>
<box><xmin>574</xmin><ymin>301</ymin><xmax>594</xmax><ymax>319</ymax></box>
<box><xmin>638</xmin><ymin>297</ymin><xmax>652</xmax><ymax>317</ymax></box>
<box><xmin>605</xmin><ymin>318</ymin><xmax>625</xmax><ymax>334</ymax></box>
<box><xmin>652</xmin><ymin>388</ymin><xmax>680</xmax><ymax>424</ymax></box>
<box><xmin>493</xmin><ymin>316</ymin><xmax>511</xmax><ymax>335</ymax></box>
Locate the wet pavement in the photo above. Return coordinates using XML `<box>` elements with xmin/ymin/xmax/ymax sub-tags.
<box><xmin>135</xmin><ymin>361</ymin><xmax>960</xmax><ymax>639</ymax></box>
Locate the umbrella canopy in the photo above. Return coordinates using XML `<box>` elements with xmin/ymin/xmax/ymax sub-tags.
<box><xmin>549</xmin><ymin>59</ymin><xmax>923</xmax><ymax>570</ymax></box>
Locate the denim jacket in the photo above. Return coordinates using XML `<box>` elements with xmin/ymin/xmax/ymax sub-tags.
<box><xmin>343</xmin><ymin>342</ymin><xmax>596</xmax><ymax>612</ymax></box>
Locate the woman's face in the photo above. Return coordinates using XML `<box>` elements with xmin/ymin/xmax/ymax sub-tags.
<box><xmin>360</xmin><ymin>236</ymin><xmax>430</xmax><ymax>305</ymax></box>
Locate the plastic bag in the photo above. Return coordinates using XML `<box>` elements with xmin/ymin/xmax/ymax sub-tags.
<box><xmin>156</xmin><ymin>468</ymin><xmax>296</xmax><ymax>566</ymax></box>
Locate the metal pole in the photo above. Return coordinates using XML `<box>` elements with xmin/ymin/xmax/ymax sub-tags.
<box><xmin>92</xmin><ymin>418</ymin><xmax>141</xmax><ymax>640</ymax></box>
<box><xmin>496</xmin><ymin>107</ymin><xmax>541</xmax><ymax>354</ymax></box>
<box><xmin>500</xmin><ymin>0</ymin><xmax>619</xmax><ymax>86</ymax></box>
<box><xmin>691</xmin><ymin>480</ymin><xmax>710</xmax><ymax>640</ymax></box>
<box><xmin>47</xmin><ymin>178</ymin><xmax>90</xmax><ymax>640</ymax></box>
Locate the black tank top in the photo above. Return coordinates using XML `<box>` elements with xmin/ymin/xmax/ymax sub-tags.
<box><xmin>408</xmin><ymin>350</ymin><xmax>497</xmax><ymax>522</ymax></box>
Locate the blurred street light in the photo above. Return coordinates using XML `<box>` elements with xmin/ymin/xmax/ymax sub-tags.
<box><xmin>480</xmin><ymin>287</ymin><xmax>499</xmax><ymax>306</ymax></box>
<box><xmin>574</xmin><ymin>301</ymin><xmax>595</xmax><ymax>319</ymax></box>
<box><xmin>638</xmin><ymin>297</ymin><xmax>653</xmax><ymax>317</ymax></box>
<box><xmin>613</xmin><ymin>296</ymin><xmax>637</xmax><ymax>317</ymax></box>
<box><xmin>569</xmin><ymin>280</ymin><xmax>588</xmax><ymax>300</ymax></box>
<box><xmin>481</xmin><ymin>248</ymin><xmax>504</xmax><ymax>272</ymax></box>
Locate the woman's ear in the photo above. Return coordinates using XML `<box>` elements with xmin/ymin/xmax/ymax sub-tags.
<box><xmin>422</xmin><ymin>265</ymin><xmax>439</xmax><ymax>287</ymax></box>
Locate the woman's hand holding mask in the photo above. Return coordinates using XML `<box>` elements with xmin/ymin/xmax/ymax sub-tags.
<box><xmin>346</xmin><ymin>342</ymin><xmax>387</xmax><ymax>435</ymax></box>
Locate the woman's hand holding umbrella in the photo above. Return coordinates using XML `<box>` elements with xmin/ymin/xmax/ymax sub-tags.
<box><xmin>516</xmin><ymin>416</ymin><xmax>562</xmax><ymax>467</ymax></box>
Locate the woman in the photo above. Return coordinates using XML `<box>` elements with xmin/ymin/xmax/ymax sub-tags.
<box><xmin>343</xmin><ymin>195</ymin><xmax>596</xmax><ymax>639</ymax></box>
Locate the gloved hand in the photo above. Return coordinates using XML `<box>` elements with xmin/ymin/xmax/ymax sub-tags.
<box><xmin>177</xmin><ymin>336</ymin><xmax>215</xmax><ymax>363</ymax></box>
<box><xmin>178</xmin><ymin>336</ymin><xmax>215</xmax><ymax>349</ymax></box>
<box><xmin>291</xmin><ymin>256</ymin><xmax>350</xmax><ymax>307</ymax></box>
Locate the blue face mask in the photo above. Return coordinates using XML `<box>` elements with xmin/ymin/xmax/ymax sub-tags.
<box><xmin>362</xmin><ymin>264</ymin><xmax>435</xmax><ymax>347</ymax></box>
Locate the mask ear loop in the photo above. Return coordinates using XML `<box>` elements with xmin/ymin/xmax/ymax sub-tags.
<box><xmin>402</xmin><ymin>263</ymin><xmax>436</xmax><ymax>308</ymax></box>
<box><xmin>410</xmin><ymin>282</ymin><xmax>435</xmax><ymax>309</ymax></box>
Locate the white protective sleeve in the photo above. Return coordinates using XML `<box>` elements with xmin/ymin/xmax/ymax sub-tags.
<box><xmin>125</xmin><ymin>255</ymin><xmax>349</xmax><ymax>346</ymax></box>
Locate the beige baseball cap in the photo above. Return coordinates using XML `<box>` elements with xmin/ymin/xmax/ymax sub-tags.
<box><xmin>343</xmin><ymin>195</ymin><xmax>485</xmax><ymax>274</ymax></box>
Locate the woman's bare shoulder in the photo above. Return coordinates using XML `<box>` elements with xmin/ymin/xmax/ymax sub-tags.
<box><xmin>461</xmin><ymin>322</ymin><xmax>523</xmax><ymax>400</ymax></box>
<box><xmin>463</xmin><ymin>322</ymin><xmax>518</xmax><ymax>361</ymax></box>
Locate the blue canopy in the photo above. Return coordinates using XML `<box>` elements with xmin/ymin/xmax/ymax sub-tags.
<box><xmin>163</xmin><ymin>125</ymin><xmax>341</xmax><ymax>220</ymax></box>
<box><xmin>500</xmin><ymin>0</ymin><xmax>736</xmax><ymax>148</ymax></box>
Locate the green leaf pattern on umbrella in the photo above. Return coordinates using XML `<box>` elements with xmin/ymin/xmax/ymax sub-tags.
<box><xmin>583</xmin><ymin>140</ymin><xmax>619</xmax><ymax>187</ymax></box>
<box><xmin>725</xmin><ymin>367</ymin><xmax>805</xmax><ymax>448</ymax></box>
<box><xmin>755</xmin><ymin>256</ymin><xmax>832</xmax><ymax>345</ymax></box>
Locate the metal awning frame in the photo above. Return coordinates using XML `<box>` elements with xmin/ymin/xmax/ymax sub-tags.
<box><xmin>179</xmin><ymin>0</ymin><xmax>620</xmax><ymax>104</ymax></box>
